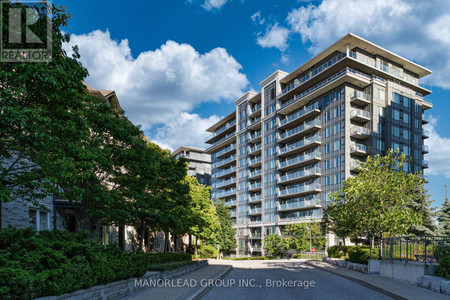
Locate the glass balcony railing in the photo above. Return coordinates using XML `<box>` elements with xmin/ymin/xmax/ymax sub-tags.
<box><xmin>249</xmin><ymin>143</ymin><xmax>261</xmax><ymax>153</ymax></box>
<box><xmin>224</xmin><ymin>200</ymin><xmax>236</xmax><ymax>206</ymax></box>
<box><xmin>206</xmin><ymin>132</ymin><xmax>236</xmax><ymax>150</ymax></box>
<box><xmin>279</xmin><ymin>199</ymin><xmax>319</xmax><ymax>210</ymax></box>
<box><xmin>205</xmin><ymin>120</ymin><xmax>236</xmax><ymax>141</ymax></box>
<box><xmin>350</xmin><ymin>109</ymin><xmax>370</xmax><ymax>119</ymax></box>
<box><xmin>251</xmin><ymin>104</ymin><xmax>262</xmax><ymax>114</ymax></box>
<box><xmin>279</xmin><ymin>182</ymin><xmax>320</xmax><ymax>197</ymax></box>
<box><xmin>249</xmin><ymin>194</ymin><xmax>262</xmax><ymax>202</ymax></box>
<box><xmin>216</xmin><ymin>188</ymin><xmax>237</xmax><ymax>198</ymax></box>
<box><xmin>279</xmin><ymin>134</ymin><xmax>321</xmax><ymax>154</ymax></box>
<box><xmin>351</xmin><ymin>90</ymin><xmax>370</xmax><ymax>101</ymax></box>
<box><xmin>350</xmin><ymin>143</ymin><xmax>367</xmax><ymax>153</ymax></box>
<box><xmin>214</xmin><ymin>166</ymin><xmax>236</xmax><ymax>178</ymax></box>
<box><xmin>249</xmin><ymin>169</ymin><xmax>262</xmax><ymax>177</ymax></box>
<box><xmin>422</xmin><ymin>145</ymin><xmax>429</xmax><ymax>152</ymax></box>
<box><xmin>249</xmin><ymin>117</ymin><xmax>261</xmax><ymax>127</ymax></box>
<box><xmin>422</xmin><ymin>130</ymin><xmax>429</xmax><ymax>138</ymax></box>
<box><xmin>215</xmin><ymin>144</ymin><xmax>236</xmax><ymax>157</ymax></box>
<box><xmin>249</xmin><ymin>156</ymin><xmax>262</xmax><ymax>165</ymax></box>
<box><xmin>280</xmin><ymin>52</ymin><xmax>347</xmax><ymax>96</ymax></box>
<box><xmin>279</xmin><ymin>119</ymin><xmax>320</xmax><ymax>140</ymax></box>
<box><xmin>279</xmin><ymin>150</ymin><xmax>321</xmax><ymax>169</ymax></box>
<box><xmin>422</xmin><ymin>160</ymin><xmax>429</xmax><ymax>168</ymax></box>
<box><xmin>280</xmin><ymin>101</ymin><xmax>320</xmax><ymax>126</ymax></box>
<box><xmin>249</xmin><ymin>208</ymin><xmax>262</xmax><ymax>214</ymax></box>
<box><xmin>250</xmin><ymin>181</ymin><xmax>262</xmax><ymax>190</ymax></box>
<box><xmin>348</xmin><ymin>50</ymin><xmax>429</xmax><ymax>90</ymax></box>
<box><xmin>213</xmin><ymin>155</ymin><xmax>236</xmax><ymax>168</ymax></box>
<box><xmin>216</xmin><ymin>177</ymin><xmax>236</xmax><ymax>188</ymax></box>
<box><xmin>250</xmin><ymin>233</ymin><xmax>262</xmax><ymax>238</ymax></box>
<box><xmin>279</xmin><ymin>166</ymin><xmax>321</xmax><ymax>182</ymax></box>
<box><xmin>280</xmin><ymin>67</ymin><xmax>371</xmax><ymax>109</ymax></box>
<box><xmin>249</xmin><ymin>131</ymin><xmax>262</xmax><ymax>141</ymax></box>
<box><xmin>350</xmin><ymin>126</ymin><xmax>370</xmax><ymax>136</ymax></box>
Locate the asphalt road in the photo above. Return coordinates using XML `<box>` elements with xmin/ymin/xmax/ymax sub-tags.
<box><xmin>203</xmin><ymin>260</ymin><xmax>393</xmax><ymax>300</ymax></box>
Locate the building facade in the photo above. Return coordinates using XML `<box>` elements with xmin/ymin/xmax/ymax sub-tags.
<box><xmin>172</xmin><ymin>146</ymin><xmax>212</xmax><ymax>186</ymax></box>
<box><xmin>205</xmin><ymin>33</ymin><xmax>432</xmax><ymax>256</ymax></box>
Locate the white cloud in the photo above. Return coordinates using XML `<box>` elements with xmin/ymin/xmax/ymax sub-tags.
<box><xmin>286</xmin><ymin>0</ymin><xmax>450</xmax><ymax>89</ymax></box>
<box><xmin>64</xmin><ymin>30</ymin><xmax>248</xmax><ymax>150</ymax></box>
<box><xmin>424</xmin><ymin>116</ymin><xmax>450</xmax><ymax>179</ymax></box>
<box><xmin>152</xmin><ymin>113</ymin><xmax>221</xmax><ymax>151</ymax></box>
<box><xmin>256</xmin><ymin>23</ymin><xmax>290</xmax><ymax>51</ymax></box>
<box><xmin>251</xmin><ymin>11</ymin><xmax>265</xmax><ymax>25</ymax></box>
<box><xmin>202</xmin><ymin>0</ymin><xmax>229</xmax><ymax>10</ymax></box>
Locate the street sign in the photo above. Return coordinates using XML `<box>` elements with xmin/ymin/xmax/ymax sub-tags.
<box><xmin>311</xmin><ymin>248</ymin><xmax>315</xmax><ymax>253</ymax></box>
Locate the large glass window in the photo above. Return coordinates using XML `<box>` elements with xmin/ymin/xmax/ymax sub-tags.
<box><xmin>392</xmin><ymin>109</ymin><xmax>400</xmax><ymax>120</ymax></box>
<box><xmin>29</xmin><ymin>209</ymin><xmax>49</xmax><ymax>231</ymax></box>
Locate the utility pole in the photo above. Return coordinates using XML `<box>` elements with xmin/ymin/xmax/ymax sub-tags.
<box><xmin>445</xmin><ymin>184</ymin><xmax>448</xmax><ymax>201</ymax></box>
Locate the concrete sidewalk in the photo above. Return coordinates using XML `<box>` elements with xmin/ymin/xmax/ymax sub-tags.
<box><xmin>306</xmin><ymin>260</ymin><xmax>448</xmax><ymax>300</ymax></box>
<box><xmin>122</xmin><ymin>263</ymin><xmax>231</xmax><ymax>300</ymax></box>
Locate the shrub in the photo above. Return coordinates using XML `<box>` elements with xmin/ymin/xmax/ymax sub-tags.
<box><xmin>0</xmin><ymin>228</ymin><xmax>192</xmax><ymax>299</ymax></box>
<box><xmin>327</xmin><ymin>245</ymin><xmax>356</xmax><ymax>258</ymax></box>
<box><xmin>231</xmin><ymin>256</ymin><xmax>271</xmax><ymax>260</ymax></box>
<box><xmin>347</xmin><ymin>246</ymin><xmax>371</xmax><ymax>264</ymax></box>
<box><xmin>436</xmin><ymin>246</ymin><xmax>450</xmax><ymax>280</ymax></box>
<box><xmin>197</xmin><ymin>244</ymin><xmax>219</xmax><ymax>258</ymax></box>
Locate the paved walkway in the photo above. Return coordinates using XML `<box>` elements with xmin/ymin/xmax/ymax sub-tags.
<box><xmin>122</xmin><ymin>264</ymin><xmax>231</xmax><ymax>300</ymax></box>
<box><xmin>306</xmin><ymin>260</ymin><xmax>449</xmax><ymax>300</ymax></box>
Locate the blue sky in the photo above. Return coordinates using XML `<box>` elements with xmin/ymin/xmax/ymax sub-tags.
<box><xmin>57</xmin><ymin>0</ymin><xmax>450</xmax><ymax>208</ymax></box>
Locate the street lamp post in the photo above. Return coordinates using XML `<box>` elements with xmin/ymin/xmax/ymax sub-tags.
<box><xmin>445</xmin><ymin>184</ymin><xmax>448</xmax><ymax>201</ymax></box>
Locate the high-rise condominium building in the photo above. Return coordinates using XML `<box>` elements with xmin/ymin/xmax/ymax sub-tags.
<box><xmin>172</xmin><ymin>147</ymin><xmax>212</xmax><ymax>186</ymax></box>
<box><xmin>205</xmin><ymin>33</ymin><xmax>432</xmax><ymax>257</ymax></box>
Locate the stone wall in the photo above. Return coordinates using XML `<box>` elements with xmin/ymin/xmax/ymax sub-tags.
<box><xmin>36</xmin><ymin>260</ymin><xmax>208</xmax><ymax>300</ymax></box>
<box><xmin>417</xmin><ymin>275</ymin><xmax>450</xmax><ymax>295</ymax></box>
<box><xmin>322</xmin><ymin>257</ymin><xmax>368</xmax><ymax>273</ymax></box>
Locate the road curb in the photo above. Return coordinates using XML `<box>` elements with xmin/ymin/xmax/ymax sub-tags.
<box><xmin>305</xmin><ymin>261</ymin><xmax>407</xmax><ymax>300</ymax></box>
<box><xmin>184</xmin><ymin>265</ymin><xmax>233</xmax><ymax>300</ymax></box>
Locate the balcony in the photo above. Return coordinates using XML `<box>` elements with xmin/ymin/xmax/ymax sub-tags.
<box><xmin>350</xmin><ymin>143</ymin><xmax>368</xmax><ymax>156</ymax></box>
<box><xmin>248</xmin><ymin>156</ymin><xmax>262</xmax><ymax>167</ymax></box>
<box><xmin>350</xmin><ymin>160</ymin><xmax>363</xmax><ymax>173</ymax></box>
<box><xmin>278</xmin><ymin>166</ymin><xmax>321</xmax><ymax>185</ymax></box>
<box><xmin>249</xmin><ymin>194</ymin><xmax>262</xmax><ymax>203</ymax></box>
<box><xmin>278</xmin><ymin>200</ymin><xmax>321</xmax><ymax>212</ymax></box>
<box><xmin>279</xmin><ymin>52</ymin><xmax>346</xmax><ymax>99</ymax></box>
<box><xmin>279</xmin><ymin>102</ymin><xmax>320</xmax><ymax>129</ymax></box>
<box><xmin>279</xmin><ymin>119</ymin><xmax>321</xmax><ymax>143</ymax></box>
<box><xmin>249</xmin><ymin>233</ymin><xmax>262</xmax><ymax>239</ymax></box>
<box><xmin>248</xmin><ymin>143</ymin><xmax>262</xmax><ymax>155</ymax></box>
<box><xmin>422</xmin><ymin>160</ymin><xmax>429</xmax><ymax>168</ymax></box>
<box><xmin>224</xmin><ymin>200</ymin><xmax>237</xmax><ymax>207</ymax></box>
<box><xmin>278</xmin><ymin>67</ymin><xmax>371</xmax><ymax>115</ymax></box>
<box><xmin>249</xmin><ymin>169</ymin><xmax>262</xmax><ymax>179</ymax></box>
<box><xmin>350</xmin><ymin>91</ymin><xmax>371</xmax><ymax>106</ymax></box>
<box><xmin>206</xmin><ymin>132</ymin><xmax>236</xmax><ymax>152</ymax></box>
<box><xmin>350</xmin><ymin>109</ymin><xmax>371</xmax><ymax>123</ymax></box>
<box><xmin>249</xmin><ymin>131</ymin><xmax>262</xmax><ymax>143</ymax></box>
<box><xmin>278</xmin><ymin>134</ymin><xmax>321</xmax><ymax>157</ymax></box>
<box><xmin>205</xmin><ymin>119</ymin><xmax>236</xmax><ymax>143</ymax></box>
<box><xmin>215</xmin><ymin>143</ymin><xmax>236</xmax><ymax>158</ymax></box>
<box><xmin>216</xmin><ymin>188</ymin><xmax>237</xmax><ymax>199</ymax></box>
<box><xmin>278</xmin><ymin>182</ymin><xmax>321</xmax><ymax>198</ymax></box>
<box><xmin>214</xmin><ymin>166</ymin><xmax>236</xmax><ymax>179</ymax></box>
<box><xmin>249</xmin><ymin>219</ymin><xmax>262</xmax><ymax>225</ymax></box>
<box><xmin>230</xmin><ymin>211</ymin><xmax>237</xmax><ymax>218</ymax></box>
<box><xmin>248</xmin><ymin>208</ymin><xmax>262</xmax><ymax>215</ymax></box>
<box><xmin>350</xmin><ymin>126</ymin><xmax>370</xmax><ymax>140</ymax></box>
<box><xmin>214</xmin><ymin>155</ymin><xmax>236</xmax><ymax>169</ymax></box>
<box><xmin>249</xmin><ymin>181</ymin><xmax>262</xmax><ymax>191</ymax></box>
<box><xmin>422</xmin><ymin>145</ymin><xmax>429</xmax><ymax>153</ymax></box>
<box><xmin>248</xmin><ymin>117</ymin><xmax>261</xmax><ymax>130</ymax></box>
<box><xmin>249</xmin><ymin>103</ymin><xmax>262</xmax><ymax>117</ymax></box>
<box><xmin>278</xmin><ymin>150</ymin><xmax>321</xmax><ymax>171</ymax></box>
<box><xmin>216</xmin><ymin>177</ymin><xmax>236</xmax><ymax>189</ymax></box>
<box><xmin>422</xmin><ymin>130</ymin><xmax>429</xmax><ymax>139</ymax></box>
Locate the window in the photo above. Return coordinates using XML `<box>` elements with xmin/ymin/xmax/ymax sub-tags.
<box><xmin>378</xmin><ymin>123</ymin><xmax>383</xmax><ymax>135</ymax></box>
<box><xmin>392</xmin><ymin>126</ymin><xmax>400</xmax><ymax>137</ymax></box>
<box><xmin>377</xmin><ymin>88</ymin><xmax>385</xmax><ymax>101</ymax></box>
<box><xmin>403</xmin><ymin>145</ymin><xmax>411</xmax><ymax>156</ymax></box>
<box><xmin>392</xmin><ymin>109</ymin><xmax>400</xmax><ymax>120</ymax></box>
<box><xmin>403</xmin><ymin>129</ymin><xmax>410</xmax><ymax>140</ymax></box>
<box><xmin>393</xmin><ymin>93</ymin><xmax>401</xmax><ymax>104</ymax></box>
<box><xmin>376</xmin><ymin>140</ymin><xmax>385</xmax><ymax>151</ymax></box>
<box><xmin>403</xmin><ymin>113</ymin><xmax>410</xmax><ymax>124</ymax></box>
<box><xmin>334</xmin><ymin>140</ymin><xmax>341</xmax><ymax>151</ymax></box>
<box><xmin>403</xmin><ymin>97</ymin><xmax>411</xmax><ymax>108</ymax></box>
<box><xmin>334</xmin><ymin>123</ymin><xmax>341</xmax><ymax>135</ymax></box>
<box><xmin>378</xmin><ymin>106</ymin><xmax>385</xmax><ymax>117</ymax></box>
<box><xmin>324</xmin><ymin>159</ymin><xmax>331</xmax><ymax>170</ymax></box>
<box><xmin>334</xmin><ymin>156</ymin><xmax>342</xmax><ymax>167</ymax></box>
<box><xmin>29</xmin><ymin>209</ymin><xmax>49</xmax><ymax>231</ymax></box>
<box><xmin>392</xmin><ymin>142</ymin><xmax>400</xmax><ymax>151</ymax></box>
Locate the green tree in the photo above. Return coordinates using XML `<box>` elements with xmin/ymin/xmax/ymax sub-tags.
<box><xmin>184</xmin><ymin>176</ymin><xmax>219</xmax><ymax>254</ymax></box>
<box><xmin>328</xmin><ymin>149</ymin><xmax>428</xmax><ymax>243</ymax></box>
<box><xmin>439</xmin><ymin>198</ymin><xmax>450</xmax><ymax>236</ymax></box>
<box><xmin>284</xmin><ymin>222</ymin><xmax>325</xmax><ymax>252</ymax></box>
<box><xmin>214</xmin><ymin>200</ymin><xmax>236</xmax><ymax>253</ymax></box>
<box><xmin>263</xmin><ymin>234</ymin><xmax>289</xmax><ymax>258</ymax></box>
<box><xmin>321</xmin><ymin>201</ymin><xmax>356</xmax><ymax>246</ymax></box>
<box><xmin>0</xmin><ymin>2</ymin><xmax>89</xmax><ymax>204</ymax></box>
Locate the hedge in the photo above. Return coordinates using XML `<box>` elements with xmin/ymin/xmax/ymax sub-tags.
<box><xmin>0</xmin><ymin>228</ymin><xmax>192</xmax><ymax>300</ymax></box>
<box><xmin>347</xmin><ymin>246</ymin><xmax>371</xmax><ymax>264</ymax></box>
<box><xmin>436</xmin><ymin>246</ymin><xmax>450</xmax><ymax>280</ymax></box>
<box><xmin>327</xmin><ymin>245</ymin><xmax>355</xmax><ymax>258</ymax></box>
<box><xmin>196</xmin><ymin>244</ymin><xmax>219</xmax><ymax>259</ymax></box>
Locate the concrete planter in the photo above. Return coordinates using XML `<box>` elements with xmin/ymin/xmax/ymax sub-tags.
<box><xmin>36</xmin><ymin>260</ymin><xmax>208</xmax><ymax>300</ymax></box>
<box><xmin>379</xmin><ymin>260</ymin><xmax>436</xmax><ymax>284</ymax></box>
<box><xmin>368</xmin><ymin>260</ymin><xmax>380</xmax><ymax>275</ymax></box>
<box><xmin>322</xmin><ymin>257</ymin><xmax>368</xmax><ymax>274</ymax></box>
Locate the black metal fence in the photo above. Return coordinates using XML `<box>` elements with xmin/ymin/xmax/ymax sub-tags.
<box><xmin>370</xmin><ymin>236</ymin><xmax>450</xmax><ymax>264</ymax></box>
